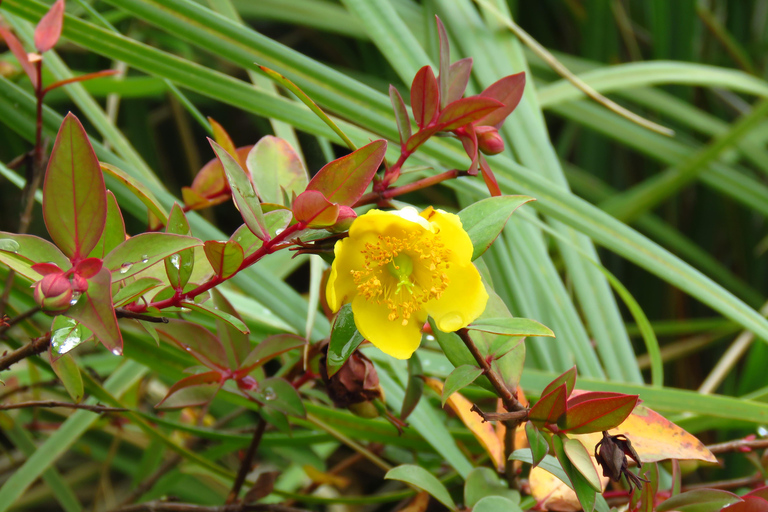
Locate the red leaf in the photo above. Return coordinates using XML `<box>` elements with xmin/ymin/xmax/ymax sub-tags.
<box><xmin>157</xmin><ymin>320</ymin><xmax>230</xmax><ymax>371</ymax></box>
<box><xmin>541</xmin><ymin>366</ymin><xmax>577</xmax><ymax>399</ymax></box>
<box><xmin>208</xmin><ymin>117</ymin><xmax>237</xmax><ymax>159</ymax></box>
<box><xmin>189</xmin><ymin>146</ymin><xmax>252</xmax><ymax>204</ymax></box>
<box><xmin>203</xmin><ymin>240</ymin><xmax>244</xmax><ymax>279</ymax></box>
<box><xmin>30</xmin><ymin>262</ymin><xmax>63</xmax><ymax>276</ymax></box>
<box><xmin>446</xmin><ymin>58</ymin><xmax>473</xmax><ymax>104</ymax></box>
<box><xmin>436</xmin><ymin>16</ymin><xmax>450</xmax><ymax>109</ymax></box>
<box><xmin>305</xmin><ymin>139</ymin><xmax>386</xmax><ymax>206</ymax></box>
<box><xmin>43</xmin><ymin>113</ymin><xmax>107</xmax><ymax>261</ymax></box>
<box><xmin>477</xmin><ymin>72</ymin><xmax>526</xmax><ymax>128</ymax></box>
<box><xmin>479</xmin><ymin>155</ymin><xmax>501</xmax><ymax>197</ymax></box>
<box><xmin>559</xmin><ymin>394</ymin><xmax>639</xmax><ymax>434</ymax></box>
<box><xmin>156</xmin><ymin>371</ymin><xmax>222</xmax><ymax>409</ymax></box>
<box><xmin>74</xmin><ymin>257</ymin><xmax>102</xmax><ymax>278</ymax></box>
<box><xmin>724</xmin><ymin>496</ymin><xmax>768</xmax><ymax>512</ymax></box>
<box><xmin>529</xmin><ymin>383</ymin><xmax>567</xmax><ymax>426</ymax></box>
<box><xmin>293</xmin><ymin>190</ymin><xmax>339</xmax><ymax>228</ymax></box>
<box><xmin>236</xmin><ymin>334</ymin><xmax>306</xmax><ymax>377</ymax></box>
<box><xmin>437</xmin><ymin>97</ymin><xmax>503</xmax><ymax>131</ymax></box>
<box><xmin>0</xmin><ymin>24</ymin><xmax>38</xmax><ymax>88</ymax></box>
<box><xmin>64</xmin><ymin>268</ymin><xmax>122</xmax><ymax>354</ymax></box>
<box><xmin>411</xmin><ymin>65</ymin><xmax>439</xmax><ymax>128</ymax></box>
<box><xmin>34</xmin><ymin>0</ymin><xmax>65</xmax><ymax>53</ymax></box>
<box><xmin>458</xmin><ymin>124</ymin><xmax>479</xmax><ymax>175</ymax></box>
<box><xmin>405</xmin><ymin>125</ymin><xmax>441</xmax><ymax>153</ymax></box>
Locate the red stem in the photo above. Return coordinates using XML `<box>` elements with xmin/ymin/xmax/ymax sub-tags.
<box><xmin>42</xmin><ymin>69</ymin><xmax>121</xmax><ymax>96</ymax></box>
<box><xmin>356</xmin><ymin>169</ymin><xmax>461</xmax><ymax>207</ymax></box>
<box><xmin>126</xmin><ymin>222</ymin><xmax>305</xmax><ymax>312</ymax></box>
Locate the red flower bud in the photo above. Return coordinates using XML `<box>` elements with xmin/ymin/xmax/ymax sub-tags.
<box><xmin>330</xmin><ymin>205</ymin><xmax>357</xmax><ymax>233</ymax></box>
<box><xmin>476</xmin><ymin>126</ymin><xmax>505</xmax><ymax>155</ymax></box>
<box><xmin>33</xmin><ymin>273</ymin><xmax>73</xmax><ymax>313</ymax></box>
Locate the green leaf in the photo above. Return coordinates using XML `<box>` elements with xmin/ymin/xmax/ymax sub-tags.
<box><xmin>211</xmin><ymin>288</ymin><xmax>250</xmax><ymax>369</ymax></box>
<box><xmin>327</xmin><ymin>304</ymin><xmax>365</xmax><ymax>377</ymax></box>
<box><xmin>401</xmin><ymin>352</ymin><xmax>424</xmax><ymax>421</ymax></box>
<box><xmin>458</xmin><ymin>195</ymin><xmax>535</xmax><ymax>261</ymax></box>
<box><xmin>65</xmin><ymin>268</ymin><xmax>122</xmax><ymax>354</ymax></box>
<box><xmin>0</xmin><ymin>232</ymin><xmax>70</xmax><ymax>278</ymax></box>
<box><xmin>164</xmin><ymin>203</ymin><xmax>194</xmax><ymax>288</ymax></box>
<box><xmin>43</xmin><ymin>112</ymin><xmax>107</xmax><ymax>260</ymax></box>
<box><xmin>525</xmin><ymin>421</ymin><xmax>549</xmax><ymax>469</ymax></box>
<box><xmin>441</xmin><ymin>364</ymin><xmax>483</xmax><ymax>406</ymax></box>
<box><xmin>464</xmin><ymin>467</ymin><xmax>520</xmax><ymax>508</ymax></box>
<box><xmin>156</xmin><ymin>371</ymin><xmax>222</xmax><ymax>409</ymax></box>
<box><xmin>468</xmin><ymin>317</ymin><xmax>554</xmax><ymax>337</ymax></box>
<box><xmin>256</xmin><ymin>377</ymin><xmax>306</xmax><ymax>417</ymax></box>
<box><xmin>246</xmin><ymin>135</ymin><xmax>308</xmax><ymax>206</ymax></box>
<box><xmin>157</xmin><ymin>319</ymin><xmax>229</xmax><ymax>370</ymax></box>
<box><xmin>203</xmin><ymin>240</ymin><xmax>244</xmax><ymax>279</ymax></box>
<box><xmin>88</xmin><ymin>191</ymin><xmax>126</xmax><ymax>259</ymax></box>
<box><xmin>472</xmin><ymin>496</ymin><xmax>523</xmax><ymax>512</ymax></box>
<box><xmin>559</xmin><ymin>393</ymin><xmax>639</xmax><ymax>434</ymax></box>
<box><xmin>230</xmin><ymin>209</ymin><xmax>293</xmax><ymax>257</ymax></box>
<box><xmin>237</xmin><ymin>334</ymin><xmax>305</xmax><ymax>376</ymax></box>
<box><xmin>210</xmin><ymin>139</ymin><xmax>268</xmax><ymax>240</ymax></box>
<box><xmin>389</xmin><ymin>85</ymin><xmax>411</xmax><ymax>145</ymax></box>
<box><xmin>50</xmin><ymin>316</ymin><xmax>92</xmax><ymax>356</ymax></box>
<box><xmin>552</xmin><ymin>435</ymin><xmax>596</xmax><ymax>512</ymax></box>
<box><xmin>112</xmin><ymin>277</ymin><xmax>162</xmax><ymax>307</ymax></box>
<box><xmin>563</xmin><ymin>439</ymin><xmax>602</xmax><ymax>492</ymax></box>
<box><xmin>656</xmin><ymin>489</ymin><xmax>742</xmax><ymax>512</ymax></box>
<box><xmin>181</xmin><ymin>300</ymin><xmax>249</xmax><ymax>335</ymax></box>
<box><xmin>385</xmin><ymin>464</ymin><xmax>456</xmax><ymax>511</ymax></box>
<box><xmin>103</xmin><ymin>232</ymin><xmax>202</xmax><ymax>281</ymax></box>
<box><xmin>509</xmin><ymin>450</ymin><xmax>570</xmax><ymax>486</ymax></box>
<box><xmin>305</xmin><ymin>139</ymin><xmax>387</xmax><ymax>206</ymax></box>
<box><xmin>101</xmin><ymin>162</ymin><xmax>168</xmax><ymax>226</ymax></box>
<box><xmin>50</xmin><ymin>353</ymin><xmax>84</xmax><ymax>403</ymax></box>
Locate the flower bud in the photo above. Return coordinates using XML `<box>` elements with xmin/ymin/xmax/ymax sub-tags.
<box><xmin>348</xmin><ymin>401</ymin><xmax>379</xmax><ymax>419</ymax></box>
<box><xmin>476</xmin><ymin>126</ymin><xmax>505</xmax><ymax>155</ymax></box>
<box><xmin>33</xmin><ymin>273</ymin><xmax>73</xmax><ymax>313</ymax></box>
<box><xmin>319</xmin><ymin>349</ymin><xmax>381</xmax><ymax>408</ymax></box>
<box><xmin>329</xmin><ymin>206</ymin><xmax>357</xmax><ymax>233</ymax></box>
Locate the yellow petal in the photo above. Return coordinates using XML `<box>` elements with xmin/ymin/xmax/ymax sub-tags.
<box><xmin>351</xmin><ymin>295</ymin><xmax>424</xmax><ymax>359</ymax></box>
<box><xmin>425</xmin><ymin>263</ymin><xmax>488</xmax><ymax>333</ymax></box>
<box><xmin>420</xmin><ymin>207</ymin><xmax>473</xmax><ymax>263</ymax></box>
<box><xmin>326</xmin><ymin>232</ymin><xmax>374</xmax><ymax>311</ymax></box>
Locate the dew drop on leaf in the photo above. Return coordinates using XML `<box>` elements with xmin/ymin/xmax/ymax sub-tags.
<box><xmin>141</xmin><ymin>254</ymin><xmax>149</xmax><ymax>263</ymax></box>
<box><xmin>111</xmin><ymin>348</ymin><xmax>122</xmax><ymax>356</ymax></box>
<box><xmin>170</xmin><ymin>253</ymin><xmax>181</xmax><ymax>270</ymax></box>
<box><xmin>119</xmin><ymin>262</ymin><xmax>134</xmax><ymax>274</ymax></box>
<box><xmin>0</xmin><ymin>239</ymin><xmax>20</xmax><ymax>253</ymax></box>
<box><xmin>263</xmin><ymin>387</ymin><xmax>277</xmax><ymax>401</ymax></box>
<box><xmin>69</xmin><ymin>291</ymin><xmax>82</xmax><ymax>306</ymax></box>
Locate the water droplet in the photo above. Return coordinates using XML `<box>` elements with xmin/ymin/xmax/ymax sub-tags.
<box><xmin>111</xmin><ymin>348</ymin><xmax>122</xmax><ymax>356</ymax></box>
<box><xmin>51</xmin><ymin>323</ymin><xmax>83</xmax><ymax>355</ymax></box>
<box><xmin>69</xmin><ymin>291</ymin><xmax>82</xmax><ymax>306</ymax></box>
<box><xmin>275</xmin><ymin>228</ymin><xmax>284</xmax><ymax>235</ymax></box>
<box><xmin>184</xmin><ymin>346</ymin><xmax>192</xmax><ymax>351</ymax></box>
<box><xmin>180</xmin><ymin>307</ymin><xmax>191</xmax><ymax>313</ymax></box>
<box><xmin>141</xmin><ymin>254</ymin><xmax>149</xmax><ymax>263</ymax></box>
<box><xmin>119</xmin><ymin>262</ymin><xmax>133</xmax><ymax>274</ymax></box>
<box><xmin>0</xmin><ymin>239</ymin><xmax>20</xmax><ymax>253</ymax></box>
<box><xmin>425</xmin><ymin>334</ymin><xmax>435</xmax><ymax>342</ymax></box>
<box><xmin>440</xmin><ymin>313</ymin><xmax>465</xmax><ymax>333</ymax></box>
<box><xmin>262</xmin><ymin>387</ymin><xmax>276</xmax><ymax>401</ymax></box>
<box><xmin>170</xmin><ymin>253</ymin><xmax>181</xmax><ymax>270</ymax></box>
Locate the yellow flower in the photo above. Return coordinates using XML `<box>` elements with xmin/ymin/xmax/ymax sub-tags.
<box><xmin>327</xmin><ymin>206</ymin><xmax>488</xmax><ymax>359</ymax></box>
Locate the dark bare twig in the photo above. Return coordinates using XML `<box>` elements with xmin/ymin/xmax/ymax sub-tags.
<box><xmin>0</xmin><ymin>306</ymin><xmax>42</xmax><ymax>337</ymax></box>
<box><xmin>0</xmin><ymin>378</ymin><xmax>59</xmax><ymax>401</ymax></box>
<box><xmin>0</xmin><ymin>335</ymin><xmax>51</xmax><ymax>372</ymax></box>
<box><xmin>0</xmin><ymin>400</ymin><xmax>127</xmax><ymax>413</ymax></box>
<box><xmin>115</xmin><ymin>309</ymin><xmax>169</xmax><ymax>323</ymax></box>
<box><xmin>111</xmin><ymin>502</ymin><xmax>309</xmax><ymax>512</ymax></box>
<box><xmin>470</xmin><ymin>404</ymin><xmax>528</xmax><ymax>423</ymax></box>
<box><xmin>227</xmin><ymin>418</ymin><xmax>267</xmax><ymax>504</ymax></box>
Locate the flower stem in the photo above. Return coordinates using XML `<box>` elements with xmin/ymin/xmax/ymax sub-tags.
<box><xmin>356</xmin><ymin>170</ymin><xmax>463</xmax><ymax>207</ymax></box>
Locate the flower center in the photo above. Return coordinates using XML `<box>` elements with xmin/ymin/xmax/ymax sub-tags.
<box><xmin>352</xmin><ymin>231</ymin><xmax>451</xmax><ymax>326</ymax></box>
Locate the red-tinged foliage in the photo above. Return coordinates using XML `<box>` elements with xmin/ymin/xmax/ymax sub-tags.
<box><xmin>559</xmin><ymin>393</ymin><xmax>639</xmax><ymax>434</ymax></box>
<box><xmin>411</xmin><ymin>66</ymin><xmax>440</xmax><ymax>128</ymax></box>
<box><xmin>724</xmin><ymin>497</ymin><xmax>768</xmax><ymax>512</ymax></box>
<box><xmin>437</xmin><ymin>97</ymin><xmax>503</xmax><ymax>131</ymax></box>
<box><xmin>476</xmin><ymin>126</ymin><xmax>504</xmax><ymax>155</ymax></box>
<box><xmin>155</xmin><ymin>371</ymin><xmax>222</xmax><ymax>409</ymax></box>
<box><xmin>657</xmin><ymin>489</ymin><xmax>742</xmax><ymax>512</ymax></box>
<box><xmin>43</xmin><ymin>113</ymin><xmax>107</xmax><ymax>262</ymax></box>
<box><xmin>305</xmin><ymin>139</ymin><xmax>386</xmax><ymax>206</ymax></box>
<box><xmin>65</xmin><ymin>268</ymin><xmax>122</xmax><ymax>354</ymax></box>
<box><xmin>0</xmin><ymin>24</ymin><xmax>38</xmax><ymax>88</ymax></box>
<box><xmin>477</xmin><ymin>72</ymin><xmax>526</xmax><ymax>129</ymax></box>
<box><xmin>479</xmin><ymin>155</ymin><xmax>501</xmax><ymax>197</ymax></box>
<box><xmin>541</xmin><ymin>366</ymin><xmax>578</xmax><ymax>399</ymax></box>
<box><xmin>446</xmin><ymin>58</ymin><xmax>473</xmax><ymax>105</ymax></box>
<box><xmin>73</xmin><ymin>257</ymin><xmax>102</xmax><ymax>279</ymax></box>
<box><xmin>30</xmin><ymin>262</ymin><xmax>63</xmax><ymax>276</ymax></box>
<box><xmin>34</xmin><ymin>0</ymin><xmax>65</xmax><ymax>53</ymax></box>
<box><xmin>293</xmin><ymin>190</ymin><xmax>340</xmax><ymax>228</ymax></box>
<box><xmin>389</xmin><ymin>85</ymin><xmax>412</xmax><ymax>145</ymax></box>
<box><xmin>184</xmin><ymin>146</ymin><xmax>252</xmax><ymax>210</ymax></box>
<box><xmin>203</xmin><ymin>240</ymin><xmax>244</xmax><ymax>279</ymax></box>
<box><xmin>157</xmin><ymin>320</ymin><xmax>230</xmax><ymax>371</ymax></box>
<box><xmin>208</xmin><ymin>117</ymin><xmax>237</xmax><ymax>158</ymax></box>
<box><xmin>235</xmin><ymin>334</ymin><xmax>306</xmax><ymax>378</ymax></box>
<box><xmin>529</xmin><ymin>383</ymin><xmax>567</xmax><ymax>426</ymax></box>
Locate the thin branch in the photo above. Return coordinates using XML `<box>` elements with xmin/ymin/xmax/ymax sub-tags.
<box><xmin>470</xmin><ymin>404</ymin><xmax>527</xmax><ymax>423</ymax></box>
<box><xmin>0</xmin><ymin>335</ymin><xmax>51</xmax><ymax>372</ymax></box>
<box><xmin>0</xmin><ymin>306</ymin><xmax>42</xmax><ymax>336</ymax></box>
<box><xmin>115</xmin><ymin>309</ymin><xmax>169</xmax><ymax>323</ymax></box>
<box><xmin>0</xmin><ymin>400</ymin><xmax>127</xmax><ymax>413</ymax></box>
<box><xmin>708</xmin><ymin>438</ymin><xmax>768</xmax><ymax>455</ymax></box>
<box><xmin>226</xmin><ymin>418</ymin><xmax>267</xmax><ymax>504</ymax></box>
<box><xmin>356</xmin><ymin>170</ymin><xmax>463</xmax><ymax>207</ymax></box>
<box><xmin>42</xmin><ymin>69</ymin><xmax>121</xmax><ymax>96</ymax></box>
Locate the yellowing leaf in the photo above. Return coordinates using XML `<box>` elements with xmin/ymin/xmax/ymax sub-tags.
<box><xmin>303</xmin><ymin>465</ymin><xmax>350</xmax><ymax>489</ymax></box>
<box><xmin>423</xmin><ymin>377</ymin><xmax>504</xmax><ymax>472</ymax></box>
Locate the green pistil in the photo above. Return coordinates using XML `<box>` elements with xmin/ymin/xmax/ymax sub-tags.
<box><xmin>387</xmin><ymin>253</ymin><xmax>414</xmax><ymax>294</ymax></box>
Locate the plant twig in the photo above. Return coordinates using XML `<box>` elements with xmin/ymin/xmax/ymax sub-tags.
<box><xmin>226</xmin><ymin>418</ymin><xmax>267</xmax><ymax>504</ymax></box>
<box><xmin>0</xmin><ymin>306</ymin><xmax>42</xmax><ymax>337</ymax></box>
<box><xmin>707</xmin><ymin>437</ymin><xmax>768</xmax><ymax>454</ymax></box>
<box><xmin>115</xmin><ymin>309</ymin><xmax>169</xmax><ymax>323</ymax></box>
<box><xmin>0</xmin><ymin>335</ymin><xmax>51</xmax><ymax>372</ymax></box>
<box><xmin>0</xmin><ymin>400</ymin><xmax>127</xmax><ymax>413</ymax></box>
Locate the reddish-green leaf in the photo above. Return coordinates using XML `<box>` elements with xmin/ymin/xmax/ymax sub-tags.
<box><xmin>305</xmin><ymin>139</ymin><xmax>386</xmax><ymax>206</ymax></box>
<box><xmin>541</xmin><ymin>366</ymin><xmax>578</xmax><ymax>400</ymax></box>
<box><xmin>390</xmin><ymin>85</ymin><xmax>412</xmax><ymax>145</ymax></box>
<box><xmin>293</xmin><ymin>190</ymin><xmax>339</xmax><ymax>228</ymax></box>
<box><xmin>181</xmin><ymin>301</ymin><xmax>249</xmax><ymax>336</ymax></box>
<box><xmin>479</xmin><ymin>154</ymin><xmax>501</xmax><ymax>197</ymax></box>
<box><xmin>210</xmin><ymin>140</ymin><xmax>268</xmax><ymax>240</ymax></box>
<box><xmin>156</xmin><ymin>371</ymin><xmax>222</xmax><ymax>409</ymax></box>
<box><xmin>156</xmin><ymin>320</ymin><xmax>228</xmax><ymax>371</ymax></box>
<box><xmin>50</xmin><ymin>352</ymin><xmax>84</xmax><ymax>403</ymax></box>
<box><xmin>34</xmin><ymin>0</ymin><xmax>64</xmax><ymax>53</ymax></box>
<box><xmin>237</xmin><ymin>334</ymin><xmax>305</xmax><ymax>377</ymax></box>
<box><xmin>0</xmin><ymin>24</ymin><xmax>38</xmax><ymax>88</ymax></box>
<box><xmin>559</xmin><ymin>394</ymin><xmax>639</xmax><ymax>434</ymax></box>
<box><xmin>529</xmin><ymin>383</ymin><xmax>567</xmax><ymax>426</ymax></box>
<box><xmin>164</xmin><ymin>204</ymin><xmax>194</xmax><ymax>289</ymax></box>
<box><xmin>89</xmin><ymin>191</ymin><xmax>126</xmax><ymax>259</ymax></box>
<box><xmin>230</xmin><ymin>210</ymin><xmax>293</xmax><ymax>257</ymax></box>
<box><xmin>405</xmin><ymin>126</ymin><xmax>441</xmax><ymax>152</ymax></box>
<box><xmin>104</xmin><ymin>232</ymin><xmax>201</xmax><ymax>281</ymax></box>
<box><xmin>101</xmin><ymin>163</ymin><xmax>168</xmax><ymax>226</ymax></box>
<box><xmin>0</xmin><ymin>232</ymin><xmax>70</xmax><ymax>269</ymax></box>
<box><xmin>551</xmin><ymin>435</ymin><xmax>596</xmax><ymax>512</ymax></box>
<box><xmin>208</xmin><ymin>117</ymin><xmax>237</xmax><ymax>158</ymax></box>
<box><xmin>246</xmin><ymin>136</ymin><xmax>308</xmax><ymax>206</ymax></box>
<box><xmin>656</xmin><ymin>489</ymin><xmax>742</xmax><ymax>512</ymax></box>
<box><xmin>458</xmin><ymin>124</ymin><xmax>479</xmax><ymax>174</ymax></box>
<box><xmin>65</xmin><ymin>268</ymin><xmax>122</xmax><ymax>354</ymax></box>
<box><xmin>437</xmin><ymin>97</ymin><xmax>503</xmax><ymax>131</ymax></box>
<box><xmin>436</xmin><ymin>16</ymin><xmax>450</xmax><ymax>109</ymax></box>
<box><xmin>255</xmin><ymin>377</ymin><xmax>306</xmax><ymax>417</ymax></box>
<box><xmin>447</xmin><ymin>58</ymin><xmax>473</xmax><ymax>104</ymax></box>
<box><xmin>112</xmin><ymin>277</ymin><xmax>162</xmax><ymax>307</ymax></box>
<box><xmin>411</xmin><ymin>65</ymin><xmax>440</xmax><ymax>128</ymax></box>
<box><xmin>477</xmin><ymin>73</ymin><xmax>526</xmax><ymax>128</ymax></box>
<box><xmin>203</xmin><ymin>240</ymin><xmax>243</xmax><ymax>279</ymax></box>
<box><xmin>184</xmin><ymin>146</ymin><xmax>252</xmax><ymax>210</ymax></box>
<box><xmin>211</xmin><ymin>289</ymin><xmax>250</xmax><ymax>369</ymax></box>
<box><xmin>43</xmin><ymin>113</ymin><xmax>107</xmax><ymax>261</ymax></box>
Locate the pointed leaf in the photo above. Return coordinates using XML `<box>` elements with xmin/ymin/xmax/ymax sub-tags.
<box><xmin>156</xmin><ymin>320</ymin><xmax>229</xmax><ymax>371</ymax></box>
<box><xmin>390</xmin><ymin>85</ymin><xmax>412</xmax><ymax>145</ymax></box>
<box><xmin>656</xmin><ymin>489</ymin><xmax>742</xmax><ymax>512</ymax></box>
<box><xmin>255</xmin><ymin>377</ymin><xmax>306</xmax><ymax>417</ymax></box>
<box><xmin>563</xmin><ymin>439</ymin><xmax>602</xmax><ymax>492</ymax></box>
<box><xmin>436</xmin><ymin>16</ymin><xmax>450</xmax><ymax>109</ymax></box>
<box><xmin>405</xmin><ymin>125</ymin><xmax>441</xmax><ymax>152</ymax></box>
<box><xmin>0</xmin><ymin>24</ymin><xmax>38</xmax><ymax>87</ymax></box>
<box><xmin>186</xmin><ymin>146</ymin><xmax>252</xmax><ymax>208</ymax></box>
<box><xmin>50</xmin><ymin>352</ymin><xmax>83</xmax><ymax>403</ymax></box>
<box><xmin>478</xmin><ymin>154</ymin><xmax>501</xmax><ymax>197</ymax></box>
<box><xmin>156</xmin><ymin>371</ymin><xmax>222</xmax><ymax>409</ymax></box>
<box><xmin>477</xmin><ymin>73</ymin><xmax>526</xmax><ymax>128</ymax></box>
<box><xmin>293</xmin><ymin>190</ymin><xmax>339</xmax><ymax>227</ymax></box>
<box><xmin>437</xmin><ymin>97</ymin><xmax>503</xmax><ymax>131</ymax></box>
<box><xmin>401</xmin><ymin>352</ymin><xmax>424</xmax><ymax>421</ymax></box>
<box><xmin>104</xmin><ymin>232</ymin><xmax>201</xmax><ymax>281</ymax></box>
<box><xmin>101</xmin><ymin>163</ymin><xmax>168</xmax><ymax>226</ymax></box>
<box><xmin>210</xmin><ymin>139</ymin><xmax>268</xmax><ymax>240</ymax></box>
<box><xmin>237</xmin><ymin>334</ymin><xmax>305</xmax><ymax>376</ymax></box>
<box><xmin>468</xmin><ymin>317</ymin><xmax>554</xmax><ymax>337</ymax></box>
<box><xmin>50</xmin><ymin>316</ymin><xmax>92</xmax><ymax>356</ymax></box>
<box><xmin>203</xmin><ymin>240</ymin><xmax>243</xmax><ymax>279</ymax></box>
<box><xmin>208</xmin><ymin>117</ymin><xmax>237</xmax><ymax>158</ymax></box>
<box><xmin>721</xmin><ymin>497</ymin><xmax>768</xmax><ymax>512</ymax></box>
<box><xmin>65</xmin><ymin>268</ymin><xmax>122</xmax><ymax>354</ymax></box>
<box><xmin>89</xmin><ymin>191</ymin><xmax>126</xmax><ymax>259</ymax></box>
<box><xmin>0</xmin><ymin>232</ymin><xmax>70</xmax><ymax>269</ymax></box>
<box><xmin>112</xmin><ymin>277</ymin><xmax>162</xmax><ymax>307</ymax></box>
<box><xmin>529</xmin><ymin>383</ymin><xmax>567</xmax><ymax>426</ymax></box>
<box><xmin>526</xmin><ymin>422</ymin><xmax>549</xmax><ymax>469</ymax></box>
<box><xmin>509</xmin><ymin>451</ymin><xmax>569</xmax><ymax>486</ymax></box>
<box><xmin>43</xmin><ymin>113</ymin><xmax>107</xmax><ymax>260</ymax></box>
<box><xmin>181</xmin><ymin>300</ymin><xmax>249</xmax><ymax>336</ymax></box>
<box><xmin>230</xmin><ymin>209</ymin><xmax>292</xmax><ymax>257</ymax></box>
<box><xmin>552</xmin><ymin>435</ymin><xmax>596</xmax><ymax>512</ymax></box>
<box><xmin>458</xmin><ymin>196</ymin><xmax>535</xmax><ymax>260</ymax></box>
<box><xmin>441</xmin><ymin>364</ymin><xmax>483</xmax><ymax>406</ymax></box>
<box><xmin>247</xmin><ymin>136</ymin><xmax>308</xmax><ymax>206</ymax></box>
<box><xmin>326</xmin><ymin>303</ymin><xmax>365</xmax><ymax>377</ymax></box>
<box><xmin>386</xmin><ymin>464</ymin><xmax>456</xmax><ymax>511</ymax></box>
<box><xmin>473</xmin><ymin>496</ymin><xmax>523</xmax><ymax>512</ymax></box>
<box><xmin>464</xmin><ymin>467</ymin><xmax>520</xmax><ymax>508</ymax></box>
<box><xmin>411</xmin><ymin>66</ymin><xmax>440</xmax><ymax>128</ymax></box>
<box><xmin>447</xmin><ymin>58</ymin><xmax>473</xmax><ymax>104</ymax></box>
<box><xmin>541</xmin><ymin>366</ymin><xmax>578</xmax><ymax>400</ymax></box>
<box><xmin>305</xmin><ymin>139</ymin><xmax>386</xmax><ymax>206</ymax></box>
<box><xmin>164</xmin><ymin>203</ymin><xmax>194</xmax><ymax>288</ymax></box>
<box><xmin>34</xmin><ymin>0</ymin><xmax>64</xmax><ymax>53</ymax></box>
<box><xmin>211</xmin><ymin>289</ymin><xmax>250</xmax><ymax>369</ymax></box>
<box><xmin>560</xmin><ymin>394</ymin><xmax>639</xmax><ymax>434</ymax></box>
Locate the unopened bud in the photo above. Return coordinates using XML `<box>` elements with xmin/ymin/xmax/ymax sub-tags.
<box><xmin>476</xmin><ymin>126</ymin><xmax>505</xmax><ymax>155</ymax></box>
<box><xmin>330</xmin><ymin>206</ymin><xmax>357</xmax><ymax>233</ymax></box>
<box><xmin>33</xmin><ymin>273</ymin><xmax>73</xmax><ymax>313</ymax></box>
<box><xmin>320</xmin><ymin>349</ymin><xmax>381</xmax><ymax>408</ymax></box>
